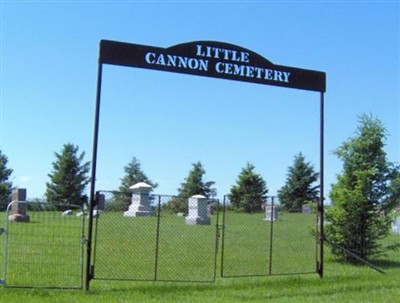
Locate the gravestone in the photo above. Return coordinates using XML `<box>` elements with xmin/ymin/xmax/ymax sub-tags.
<box><xmin>302</xmin><ymin>205</ymin><xmax>311</xmax><ymax>214</ymax></box>
<box><xmin>264</xmin><ymin>204</ymin><xmax>278</xmax><ymax>221</ymax></box>
<box><xmin>123</xmin><ymin>182</ymin><xmax>153</xmax><ymax>217</ymax></box>
<box><xmin>8</xmin><ymin>188</ymin><xmax>30</xmax><ymax>222</ymax></box>
<box><xmin>392</xmin><ymin>218</ymin><xmax>400</xmax><ymax>234</ymax></box>
<box><xmin>185</xmin><ymin>195</ymin><xmax>211</xmax><ymax>225</ymax></box>
<box><xmin>97</xmin><ymin>193</ymin><xmax>106</xmax><ymax>211</ymax></box>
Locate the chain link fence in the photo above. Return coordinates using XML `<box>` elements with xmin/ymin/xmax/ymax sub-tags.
<box><xmin>0</xmin><ymin>211</ymin><xmax>5</xmax><ymax>285</ymax></box>
<box><xmin>2</xmin><ymin>193</ymin><xmax>397</xmax><ymax>288</ymax></box>
<box><xmin>2</xmin><ymin>201</ymin><xmax>85</xmax><ymax>288</ymax></box>
<box><xmin>92</xmin><ymin>191</ymin><xmax>219</xmax><ymax>282</ymax></box>
<box><xmin>92</xmin><ymin>191</ymin><xmax>320</xmax><ymax>282</ymax></box>
<box><xmin>221</xmin><ymin>195</ymin><xmax>319</xmax><ymax>277</ymax></box>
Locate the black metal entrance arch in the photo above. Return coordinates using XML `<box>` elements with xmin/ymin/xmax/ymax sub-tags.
<box><xmin>86</xmin><ymin>39</ymin><xmax>326</xmax><ymax>290</ymax></box>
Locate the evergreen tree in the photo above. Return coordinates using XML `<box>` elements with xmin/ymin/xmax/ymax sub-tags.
<box><xmin>326</xmin><ymin>114</ymin><xmax>400</xmax><ymax>261</ymax></box>
<box><xmin>45</xmin><ymin>143</ymin><xmax>90</xmax><ymax>207</ymax></box>
<box><xmin>0</xmin><ymin>149</ymin><xmax>13</xmax><ymax>211</ymax></box>
<box><xmin>118</xmin><ymin>157</ymin><xmax>158</xmax><ymax>194</ymax></box>
<box><xmin>168</xmin><ymin>161</ymin><xmax>216</xmax><ymax>213</ymax></box>
<box><xmin>113</xmin><ymin>157</ymin><xmax>158</xmax><ymax>211</ymax></box>
<box><xmin>229</xmin><ymin>163</ymin><xmax>268</xmax><ymax>213</ymax></box>
<box><xmin>278</xmin><ymin>153</ymin><xmax>319</xmax><ymax>212</ymax></box>
<box><xmin>177</xmin><ymin>161</ymin><xmax>216</xmax><ymax>199</ymax></box>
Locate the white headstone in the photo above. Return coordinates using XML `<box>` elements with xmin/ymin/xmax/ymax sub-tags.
<box><xmin>185</xmin><ymin>195</ymin><xmax>211</xmax><ymax>225</ymax></box>
<box><xmin>62</xmin><ymin>209</ymin><xmax>73</xmax><ymax>216</ymax></box>
<box><xmin>392</xmin><ymin>218</ymin><xmax>400</xmax><ymax>234</ymax></box>
<box><xmin>124</xmin><ymin>182</ymin><xmax>153</xmax><ymax>217</ymax></box>
<box><xmin>264</xmin><ymin>204</ymin><xmax>278</xmax><ymax>221</ymax></box>
<box><xmin>302</xmin><ymin>205</ymin><xmax>311</xmax><ymax>214</ymax></box>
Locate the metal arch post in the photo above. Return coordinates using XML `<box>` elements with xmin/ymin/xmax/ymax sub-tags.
<box><xmin>85</xmin><ymin>61</ymin><xmax>103</xmax><ymax>290</ymax></box>
<box><xmin>318</xmin><ymin>91</ymin><xmax>325</xmax><ymax>278</ymax></box>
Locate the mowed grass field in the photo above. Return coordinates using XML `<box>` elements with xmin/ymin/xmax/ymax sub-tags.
<box><xmin>0</xmin><ymin>209</ymin><xmax>399</xmax><ymax>302</ymax></box>
<box><xmin>94</xmin><ymin>210</ymin><xmax>316</xmax><ymax>282</ymax></box>
<box><xmin>0</xmin><ymin>210</ymin><xmax>85</xmax><ymax>288</ymax></box>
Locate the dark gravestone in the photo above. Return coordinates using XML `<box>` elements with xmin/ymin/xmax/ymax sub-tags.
<box><xmin>9</xmin><ymin>188</ymin><xmax>30</xmax><ymax>223</ymax></box>
<box><xmin>11</xmin><ymin>188</ymin><xmax>26</xmax><ymax>202</ymax></box>
<box><xmin>97</xmin><ymin>193</ymin><xmax>105</xmax><ymax>211</ymax></box>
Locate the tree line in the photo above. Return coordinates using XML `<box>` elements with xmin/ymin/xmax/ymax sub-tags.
<box><xmin>0</xmin><ymin>114</ymin><xmax>399</xmax><ymax>261</ymax></box>
<box><xmin>0</xmin><ymin>144</ymin><xmax>321</xmax><ymax>214</ymax></box>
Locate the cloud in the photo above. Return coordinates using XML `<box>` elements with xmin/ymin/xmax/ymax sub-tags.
<box><xmin>18</xmin><ymin>176</ymin><xmax>32</xmax><ymax>183</ymax></box>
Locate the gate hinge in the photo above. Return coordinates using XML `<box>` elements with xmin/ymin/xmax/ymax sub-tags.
<box><xmin>317</xmin><ymin>261</ymin><xmax>323</xmax><ymax>277</ymax></box>
<box><xmin>81</xmin><ymin>235</ymin><xmax>88</xmax><ymax>245</ymax></box>
<box><xmin>94</xmin><ymin>191</ymin><xmax>104</xmax><ymax>207</ymax></box>
<box><xmin>89</xmin><ymin>265</ymin><xmax>95</xmax><ymax>280</ymax></box>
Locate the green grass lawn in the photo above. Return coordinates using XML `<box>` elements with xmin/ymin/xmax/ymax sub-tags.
<box><xmin>93</xmin><ymin>210</ymin><xmax>317</xmax><ymax>282</ymax></box>
<box><xmin>1</xmin><ymin>211</ymin><xmax>84</xmax><ymax>288</ymax></box>
<box><xmin>0</xmin><ymin>209</ymin><xmax>399</xmax><ymax>302</ymax></box>
<box><xmin>0</xmin><ymin>260</ymin><xmax>399</xmax><ymax>303</ymax></box>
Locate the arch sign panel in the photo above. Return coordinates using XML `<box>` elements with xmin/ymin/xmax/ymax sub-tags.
<box><xmin>99</xmin><ymin>39</ymin><xmax>325</xmax><ymax>92</ymax></box>
<box><xmin>86</xmin><ymin>39</ymin><xmax>326</xmax><ymax>290</ymax></box>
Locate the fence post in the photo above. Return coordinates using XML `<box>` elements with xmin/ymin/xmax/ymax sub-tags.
<box><xmin>318</xmin><ymin>91</ymin><xmax>325</xmax><ymax>278</ymax></box>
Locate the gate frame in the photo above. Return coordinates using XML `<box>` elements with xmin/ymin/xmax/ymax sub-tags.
<box><xmin>86</xmin><ymin>39</ymin><xmax>326</xmax><ymax>290</ymax></box>
<box><xmin>91</xmin><ymin>192</ymin><xmax>221</xmax><ymax>283</ymax></box>
<box><xmin>2</xmin><ymin>201</ymin><xmax>86</xmax><ymax>289</ymax></box>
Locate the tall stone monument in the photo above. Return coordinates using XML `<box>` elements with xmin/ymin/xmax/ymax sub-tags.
<box><xmin>9</xmin><ymin>188</ymin><xmax>30</xmax><ymax>222</ymax></box>
<box><xmin>123</xmin><ymin>182</ymin><xmax>153</xmax><ymax>217</ymax></box>
<box><xmin>185</xmin><ymin>194</ymin><xmax>211</xmax><ymax>225</ymax></box>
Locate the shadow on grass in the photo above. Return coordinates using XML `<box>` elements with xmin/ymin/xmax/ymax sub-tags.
<box><xmin>86</xmin><ymin>270</ymin><xmax>398</xmax><ymax>301</ymax></box>
<box><xmin>328</xmin><ymin>256</ymin><xmax>400</xmax><ymax>270</ymax></box>
<box><xmin>372</xmin><ymin>259</ymin><xmax>400</xmax><ymax>268</ymax></box>
<box><xmin>2</xmin><ymin>267</ymin><xmax>397</xmax><ymax>303</ymax></box>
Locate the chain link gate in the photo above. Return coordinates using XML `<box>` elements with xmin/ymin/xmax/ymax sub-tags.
<box><xmin>0</xmin><ymin>212</ymin><xmax>5</xmax><ymax>286</ymax></box>
<box><xmin>221</xmin><ymin>196</ymin><xmax>320</xmax><ymax>277</ymax></box>
<box><xmin>89</xmin><ymin>191</ymin><xmax>320</xmax><ymax>284</ymax></box>
<box><xmin>91</xmin><ymin>191</ymin><xmax>219</xmax><ymax>283</ymax></box>
<box><xmin>1</xmin><ymin>201</ymin><xmax>86</xmax><ymax>288</ymax></box>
